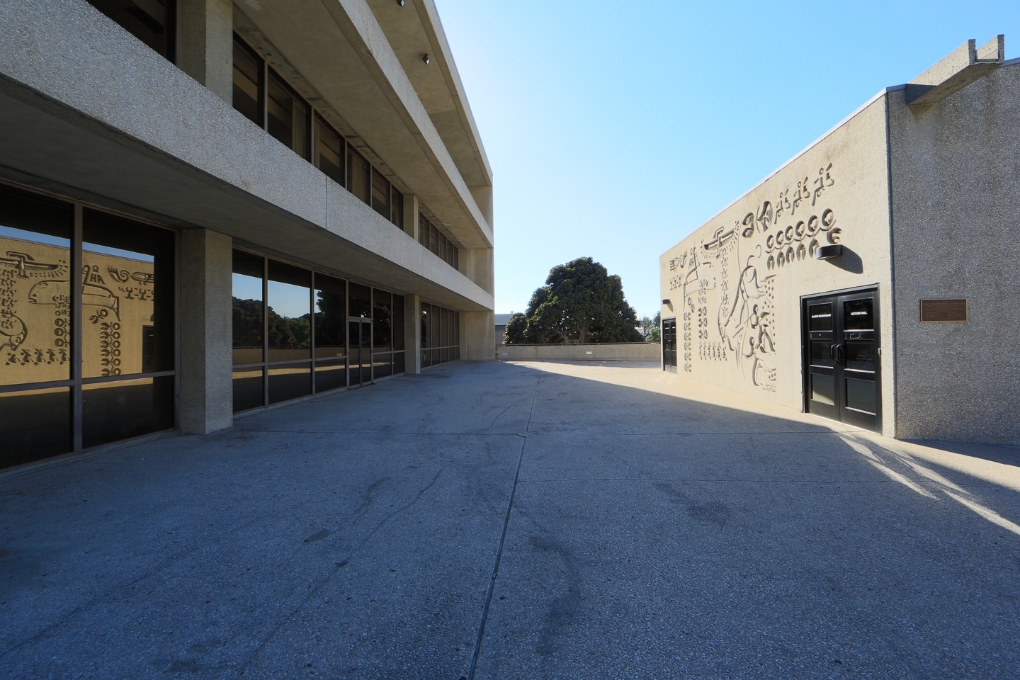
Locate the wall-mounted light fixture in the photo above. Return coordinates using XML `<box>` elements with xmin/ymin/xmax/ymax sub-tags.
<box><xmin>422</xmin><ymin>54</ymin><xmax>430</xmax><ymax>65</ymax></box>
<box><xmin>815</xmin><ymin>244</ymin><xmax>843</xmax><ymax>260</ymax></box>
<box><xmin>662</xmin><ymin>299</ymin><xmax>671</xmax><ymax>307</ymax></box>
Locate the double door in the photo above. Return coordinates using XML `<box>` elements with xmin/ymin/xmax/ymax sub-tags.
<box><xmin>662</xmin><ymin>318</ymin><xmax>677</xmax><ymax>373</ymax></box>
<box><xmin>348</xmin><ymin>319</ymin><xmax>372</xmax><ymax>387</ymax></box>
<box><xmin>802</xmin><ymin>289</ymin><xmax>881</xmax><ymax>432</ymax></box>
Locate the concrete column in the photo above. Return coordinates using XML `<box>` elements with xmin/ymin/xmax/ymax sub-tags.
<box><xmin>403</xmin><ymin>294</ymin><xmax>421</xmax><ymax>374</ymax></box>
<box><xmin>178</xmin><ymin>0</ymin><xmax>234</xmax><ymax>104</ymax></box>
<box><xmin>403</xmin><ymin>194</ymin><xmax>420</xmax><ymax>241</ymax></box>
<box><xmin>179</xmin><ymin>228</ymin><xmax>233</xmax><ymax>434</ymax></box>
<box><xmin>461</xmin><ymin>310</ymin><xmax>495</xmax><ymax>361</ymax></box>
<box><xmin>465</xmin><ymin>247</ymin><xmax>494</xmax><ymax>295</ymax></box>
<box><xmin>469</xmin><ymin>185</ymin><xmax>494</xmax><ymax>229</ymax></box>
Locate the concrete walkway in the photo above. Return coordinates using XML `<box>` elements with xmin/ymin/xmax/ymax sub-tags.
<box><xmin>2</xmin><ymin>360</ymin><xmax>1020</xmax><ymax>679</ymax></box>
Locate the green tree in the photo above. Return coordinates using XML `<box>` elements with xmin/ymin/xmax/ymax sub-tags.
<box><xmin>639</xmin><ymin>312</ymin><xmax>661</xmax><ymax>342</ymax></box>
<box><xmin>505</xmin><ymin>257</ymin><xmax>643</xmax><ymax>344</ymax></box>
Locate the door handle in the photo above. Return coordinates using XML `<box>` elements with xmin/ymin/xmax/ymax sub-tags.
<box><xmin>833</xmin><ymin>344</ymin><xmax>846</xmax><ymax>366</ymax></box>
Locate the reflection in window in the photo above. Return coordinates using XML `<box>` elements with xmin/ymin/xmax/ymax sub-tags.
<box><xmin>268</xmin><ymin>70</ymin><xmax>309</xmax><ymax>160</ymax></box>
<box><xmin>349</xmin><ymin>282</ymin><xmax>371</xmax><ymax>319</ymax></box>
<box><xmin>233</xmin><ymin>35</ymin><xmax>263</xmax><ymax>126</ymax></box>
<box><xmin>0</xmin><ymin>387</ymin><xmax>72</xmax><ymax>468</ymax></box>
<box><xmin>314</xmin><ymin>115</ymin><xmax>345</xmax><ymax>186</ymax></box>
<box><xmin>373</xmin><ymin>290</ymin><xmax>392</xmax><ymax>353</ymax></box>
<box><xmin>232</xmin><ymin>250</ymin><xmax>264</xmax><ymax>365</ymax></box>
<box><xmin>82</xmin><ymin>210</ymin><xmax>175</xmax><ymax>378</ymax></box>
<box><xmin>0</xmin><ymin>186</ymin><xmax>73</xmax><ymax>387</ymax></box>
<box><xmin>315</xmin><ymin>275</ymin><xmax>346</xmax><ymax>359</ymax></box>
<box><xmin>348</xmin><ymin>148</ymin><xmax>370</xmax><ymax>205</ymax></box>
<box><xmin>82</xmin><ymin>376</ymin><xmax>174</xmax><ymax>449</ymax></box>
<box><xmin>372</xmin><ymin>169</ymin><xmax>390</xmax><ymax>221</ymax></box>
<box><xmin>267</xmin><ymin>260</ymin><xmax>310</xmax><ymax>363</ymax></box>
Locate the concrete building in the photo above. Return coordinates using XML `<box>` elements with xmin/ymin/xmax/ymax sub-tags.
<box><xmin>660</xmin><ymin>36</ymin><xmax>1020</xmax><ymax>445</ymax></box>
<box><xmin>494</xmin><ymin>313</ymin><xmax>511</xmax><ymax>349</ymax></box>
<box><xmin>0</xmin><ymin>0</ymin><xmax>494</xmax><ymax>470</ymax></box>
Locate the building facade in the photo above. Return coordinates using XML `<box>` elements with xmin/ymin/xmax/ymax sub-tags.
<box><xmin>660</xmin><ymin>36</ymin><xmax>1020</xmax><ymax>445</ymax></box>
<box><xmin>0</xmin><ymin>0</ymin><xmax>494</xmax><ymax>469</ymax></box>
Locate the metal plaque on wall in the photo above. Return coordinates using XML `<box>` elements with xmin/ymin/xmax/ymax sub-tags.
<box><xmin>920</xmin><ymin>299</ymin><xmax>968</xmax><ymax>322</ymax></box>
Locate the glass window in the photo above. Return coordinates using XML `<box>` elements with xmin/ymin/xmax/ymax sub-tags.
<box><xmin>349</xmin><ymin>282</ymin><xmax>371</xmax><ymax>319</ymax></box>
<box><xmin>233</xmin><ymin>35</ymin><xmax>263</xmax><ymax>127</ymax></box>
<box><xmin>419</xmin><ymin>215</ymin><xmax>430</xmax><ymax>248</ymax></box>
<box><xmin>844</xmin><ymin>299</ymin><xmax>874</xmax><ymax>331</ymax></box>
<box><xmin>391</xmin><ymin>190</ymin><xmax>404</xmax><ymax>230</ymax></box>
<box><xmin>85</xmin><ymin>0</ymin><xmax>175</xmax><ymax>61</ymax></box>
<box><xmin>269</xmin><ymin>363</ymin><xmax>311</xmax><ymax>404</ymax></box>
<box><xmin>267</xmin><ymin>70</ymin><xmax>309</xmax><ymax>160</ymax></box>
<box><xmin>371</xmin><ymin>169</ymin><xmax>390</xmax><ymax>221</ymax></box>
<box><xmin>0</xmin><ymin>387</ymin><xmax>71</xmax><ymax>468</ymax></box>
<box><xmin>314</xmin><ymin>115</ymin><xmax>345</xmax><ymax>187</ymax></box>
<box><xmin>82</xmin><ymin>376</ymin><xmax>174</xmax><ymax>449</ymax></box>
<box><xmin>373</xmin><ymin>290</ymin><xmax>392</xmax><ymax>353</ymax></box>
<box><xmin>430</xmin><ymin>224</ymin><xmax>439</xmax><ymax>256</ymax></box>
<box><xmin>0</xmin><ymin>186</ymin><xmax>74</xmax><ymax>387</ymax></box>
<box><xmin>392</xmin><ymin>295</ymin><xmax>404</xmax><ymax>351</ymax></box>
<box><xmin>82</xmin><ymin>210</ymin><xmax>175</xmax><ymax>378</ymax></box>
<box><xmin>314</xmin><ymin>274</ymin><xmax>346</xmax><ymax>359</ymax></box>
<box><xmin>267</xmin><ymin>260</ymin><xmax>310</xmax><ymax>363</ymax></box>
<box><xmin>808</xmin><ymin>303</ymin><xmax>832</xmax><ymax>332</ymax></box>
<box><xmin>421</xmin><ymin>305</ymin><xmax>430</xmax><ymax>349</ymax></box>
<box><xmin>233</xmin><ymin>367</ymin><xmax>264</xmax><ymax>413</ymax></box>
<box><xmin>347</xmin><ymin>148</ymin><xmax>370</xmax><ymax>204</ymax></box>
<box><xmin>315</xmin><ymin>361</ymin><xmax>347</xmax><ymax>393</ymax></box>
<box><xmin>232</xmin><ymin>250</ymin><xmax>264</xmax><ymax>365</ymax></box>
<box><xmin>440</xmin><ymin>234</ymin><xmax>447</xmax><ymax>263</ymax></box>
<box><xmin>453</xmin><ymin>247</ymin><xmax>459</xmax><ymax>271</ymax></box>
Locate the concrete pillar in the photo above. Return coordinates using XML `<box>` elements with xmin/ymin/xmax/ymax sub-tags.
<box><xmin>403</xmin><ymin>194</ymin><xmax>420</xmax><ymax>241</ymax></box>
<box><xmin>403</xmin><ymin>293</ymin><xmax>421</xmax><ymax>374</ymax></box>
<box><xmin>178</xmin><ymin>0</ymin><xmax>234</xmax><ymax>104</ymax></box>
<box><xmin>461</xmin><ymin>310</ymin><xmax>495</xmax><ymax>361</ymax></box>
<box><xmin>179</xmin><ymin>228</ymin><xmax>233</xmax><ymax>434</ymax></box>
<box><xmin>464</xmin><ymin>247</ymin><xmax>494</xmax><ymax>295</ymax></box>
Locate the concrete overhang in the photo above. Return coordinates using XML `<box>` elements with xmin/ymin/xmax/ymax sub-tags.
<box><xmin>0</xmin><ymin>0</ymin><xmax>492</xmax><ymax>312</ymax></box>
<box><xmin>906</xmin><ymin>35</ymin><xmax>1005</xmax><ymax>107</ymax></box>
<box><xmin>234</xmin><ymin>0</ymin><xmax>493</xmax><ymax>249</ymax></box>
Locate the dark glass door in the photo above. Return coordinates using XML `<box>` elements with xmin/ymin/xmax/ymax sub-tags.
<box><xmin>662</xmin><ymin>318</ymin><xmax>677</xmax><ymax>373</ymax></box>
<box><xmin>348</xmin><ymin>320</ymin><xmax>372</xmax><ymax>387</ymax></box>
<box><xmin>803</xmin><ymin>289</ymin><xmax>881</xmax><ymax>432</ymax></box>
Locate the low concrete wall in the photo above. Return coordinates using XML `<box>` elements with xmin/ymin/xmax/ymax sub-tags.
<box><xmin>497</xmin><ymin>343</ymin><xmax>660</xmax><ymax>362</ymax></box>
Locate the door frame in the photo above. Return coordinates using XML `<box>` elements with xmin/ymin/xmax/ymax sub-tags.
<box><xmin>348</xmin><ymin>317</ymin><xmax>373</xmax><ymax>387</ymax></box>
<box><xmin>799</xmin><ymin>284</ymin><xmax>882</xmax><ymax>431</ymax></box>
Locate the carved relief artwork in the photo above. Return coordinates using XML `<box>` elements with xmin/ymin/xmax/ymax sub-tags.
<box><xmin>0</xmin><ymin>235</ymin><xmax>156</xmax><ymax>384</ymax></box>
<box><xmin>668</xmin><ymin>164</ymin><xmax>839</xmax><ymax>391</ymax></box>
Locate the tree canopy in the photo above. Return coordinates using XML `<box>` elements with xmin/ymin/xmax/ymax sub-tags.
<box><xmin>503</xmin><ymin>257</ymin><xmax>642</xmax><ymax>344</ymax></box>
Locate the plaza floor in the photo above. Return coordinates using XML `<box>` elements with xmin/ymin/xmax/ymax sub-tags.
<box><xmin>2</xmin><ymin>360</ymin><xmax>1020</xmax><ymax>679</ymax></box>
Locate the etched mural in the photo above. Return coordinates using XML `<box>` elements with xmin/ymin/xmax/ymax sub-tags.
<box><xmin>668</xmin><ymin>164</ymin><xmax>840</xmax><ymax>391</ymax></box>
<box><xmin>0</xmin><ymin>235</ymin><xmax>156</xmax><ymax>385</ymax></box>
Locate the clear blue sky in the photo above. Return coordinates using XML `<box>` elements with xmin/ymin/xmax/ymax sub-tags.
<box><xmin>433</xmin><ymin>0</ymin><xmax>1020</xmax><ymax>320</ymax></box>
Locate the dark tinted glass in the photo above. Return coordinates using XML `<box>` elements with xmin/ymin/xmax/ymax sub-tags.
<box><xmin>392</xmin><ymin>295</ymin><xmax>405</xmax><ymax>350</ymax></box>
<box><xmin>808</xmin><ymin>304</ymin><xmax>832</xmax><ymax>332</ymax></box>
<box><xmin>374</xmin><ymin>353</ymin><xmax>392</xmax><ymax>379</ymax></box>
<box><xmin>371</xmin><ymin>169</ymin><xmax>390</xmax><ymax>220</ymax></box>
<box><xmin>454</xmin><ymin>311</ymin><xmax>460</xmax><ymax>346</ymax></box>
<box><xmin>392</xmin><ymin>190</ymin><xmax>404</xmax><ymax>230</ymax></box>
<box><xmin>314</xmin><ymin>115</ymin><xmax>345</xmax><ymax>186</ymax></box>
<box><xmin>347</xmin><ymin>149</ymin><xmax>370</xmax><ymax>204</ymax></box>
<box><xmin>439</xmin><ymin>234</ymin><xmax>447</xmax><ymax>262</ymax></box>
<box><xmin>269</xmin><ymin>363</ymin><xmax>311</xmax><ymax>404</ymax></box>
<box><xmin>349</xmin><ymin>282</ymin><xmax>371</xmax><ymax>319</ymax></box>
<box><xmin>430</xmin><ymin>225</ymin><xmax>439</xmax><ymax>255</ymax></box>
<box><xmin>233</xmin><ymin>368</ymin><xmax>263</xmax><ymax>412</ymax></box>
<box><xmin>441</xmin><ymin>347</ymin><xmax>449</xmax><ymax>363</ymax></box>
<box><xmin>83</xmin><ymin>210</ymin><xmax>175</xmax><ymax>377</ymax></box>
<box><xmin>0</xmin><ymin>186</ymin><xmax>73</xmax><ymax>387</ymax></box>
<box><xmin>315</xmin><ymin>361</ymin><xmax>347</xmax><ymax>393</ymax></box>
<box><xmin>314</xmin><ymin>274</ymin><xmax>346</xmax><ymax>359</ymax></box>
<box><xmin>232</xmin><ymin>250</ymin><xmax>264</xmax><ymax>365</ymax></box>
<box><xmin>421</xmin><ymin>306</ymin><xmax>429</xmax><ymax>349</ymax></box>
<box><xmin>82</xmin><ymin>376</ymin><xmax>174</xmax><ymax>448</ymax></box>
<box><xmin>811</xmin><ymin>341</ymin><xmax>829</xmax><ymax>365</ymax></box>
<box><xmin>846</xmin><ymin>341</ymin><xmax>876</xmax><ymax>371</ymax></box>
<box><xmin>419</xmin><ymin>215</ymin><xmax>430</xmax><ymax>248</ymax></box>
<box><xmin>85</xmin><ymin>0</ymin><xmax>175</xmax><ymax>61</ymax></box>
<box><xmin>373</xmin><ymin>290</ymin><xmax>392</xmax><ymax>352</ymax></box>
<box><xmin>0</xmin><ymin>387</ymin><xmax>72</xmax><ymax>469</ymax></box>
<box><xmin>844</xmin><ymin>299</ymin><xmax>873</xmax><ymax>331</ymax></box>
<box><xmin>846</xmin><ymin>378</ymin><xmax>877</xmax><ymax>414</ymax></box>
<box><xmin>453</xmin><ymin>247</ymin><xmax>458</xmax><ymax>270</ymax></box>
<box><xmin>393</xmin><ymin>351</ymin><xmax>405</xmax><ymax>375</ymax></box>
<box><xmin>267</xmin><ymin>70</ymin><xmax>309</xmax><ymax>159</ymax></box>
<box><xmin>233</xmin><ymin>35</ymin><xmax>263</xmax><ymax>126</ymax></box>
<box><xmin>811</xmin><ymin>373</ymin><xmax>835</xmax><ymax>406</ymax></box>
<box><xmin>267</xmin><ymin>260</ymin><xmax>310</xmax><ymax>362</ymax></box>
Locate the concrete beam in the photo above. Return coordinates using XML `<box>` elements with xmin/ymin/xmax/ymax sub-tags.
<box><xmin>179</xmin><ymin>228</ymin><xmax>233</xmax><ymax>434</ymax></box>
<box><xmin>906</xmin><ymin>35</ymin><xmax>1004</xmax><ymax>107</ymax></box>
<box><xmin>178</xmin><ymin>0</ymin><xmax>233</xmax><ymax>104</ymax></box>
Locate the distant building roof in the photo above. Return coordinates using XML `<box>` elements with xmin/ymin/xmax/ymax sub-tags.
<box><xmin>494</xmin><ymin>314</ymin><xmax>513</xmax><ymax>325</ymax></box>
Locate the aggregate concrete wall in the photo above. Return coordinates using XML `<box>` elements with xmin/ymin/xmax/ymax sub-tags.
<box><xmin>659</xmin><ymin>94</ymin><xmax>896</xmax><ymax>436</ymax></box>
<box><xmin>888</xmin><ymin>60</ymin><xmax>1020</xmax><ymax>444</ymax></box>
<box><xmin>498</xmin><ymin>344</ymin><xmax>661</xmax><ymax>362</ymax></box>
